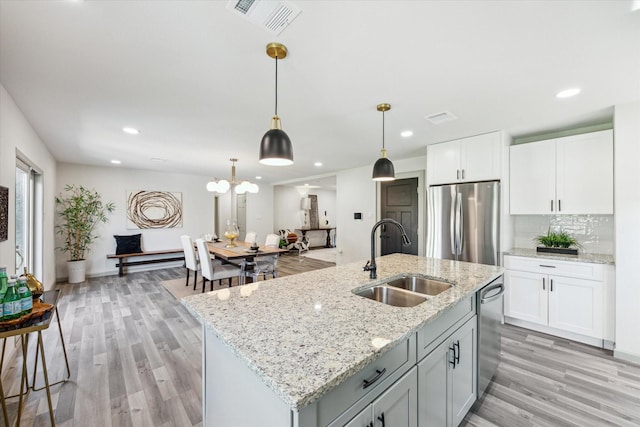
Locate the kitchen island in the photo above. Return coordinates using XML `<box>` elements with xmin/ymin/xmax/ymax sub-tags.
<box><xmin>182</xmin><ymin>253</ymin><xmax>503</xmax><ymax>426</ymax></box>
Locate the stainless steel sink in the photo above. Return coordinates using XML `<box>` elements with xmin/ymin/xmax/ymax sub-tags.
<box><xmin>384</xmin><ymin>276</ymin><xmax>452</xmax><ymax>296</ymax></box>
<box><xmin>355</xmin><ymin>285</ymin><xmax>427</xmax><ymax>307</ymax></box>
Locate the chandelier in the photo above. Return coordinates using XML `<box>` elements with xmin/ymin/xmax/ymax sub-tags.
<box><xmin>206</xmin><ymin>158</ymin><xmax>259</xmax><ymax>194</ymax></box>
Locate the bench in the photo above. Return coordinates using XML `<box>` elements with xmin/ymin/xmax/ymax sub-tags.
<box><xmin>107</xmin><ymin>249</ymin><xmax>184</xmax><ymax>277</ymax></box>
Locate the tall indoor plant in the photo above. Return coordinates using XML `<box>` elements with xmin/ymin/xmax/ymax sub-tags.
<box><xmin>55</xmin><ymin>184</ymin><xmax>114</xmax><ymax>283</ymax></box>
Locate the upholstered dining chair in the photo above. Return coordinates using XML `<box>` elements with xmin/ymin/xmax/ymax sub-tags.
<box><xmin>180</xmin><ymin>235</ymin><xmax>200</xmax><ymax>290</ymax></box>
<box><xmin>244</xmin><ymin>231</ymin><xmax>257</xmax><ymax>244</ymax></box>
<box><xmin>196</xmin><ymin>238</ymin><xmax>242</xmax><ymax>292</ymax></box>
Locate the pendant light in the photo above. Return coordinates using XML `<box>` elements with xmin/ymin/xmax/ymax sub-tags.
<box><xmin>206</xmin><ymin>158</ymin><xmax>259</xmax><ymax>194</ymax></box>
<box><xmin>372</xmin><ymin>103</ymin><xmax>395</xmax><ymax>181</ymax></box>
<box><xmin>259</xmin><ymin>42</ymin><xmax>293</xmax><ymax>166</ymax></box>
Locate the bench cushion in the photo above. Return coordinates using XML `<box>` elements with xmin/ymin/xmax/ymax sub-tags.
<box><xmin>114</xmin><ymin>234</ymin><xmax>142</xmax><ymax>255</ymax></box>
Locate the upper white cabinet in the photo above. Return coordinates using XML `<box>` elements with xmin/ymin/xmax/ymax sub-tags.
<box><xmin>509</xmin><ymin>129</ymin><xmax>613</xmax><ymax>214</ymax></box>
<box><xmin>427</xmin><ymin>131</ymin><xmax>502</xmax><ymax>185</ymax></box>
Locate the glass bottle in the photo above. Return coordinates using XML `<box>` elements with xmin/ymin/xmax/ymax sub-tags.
<box><xmin>3</xmin><ymin>279</ymin><xmax>21</xmax><ymax>320</ymax></box>
<box><xmin>17</xmin><ymin>276</ymin><xmax>32</xmax><ymax>315</ymax></box>
<box><xmin>223</xmin><ymin>219</ymin><xmax>240</xmax><ymax>248</ymax></box>
<box><xmin>0</xmin><ymin>266</ymin><xmax>7</xmax><ymax>305</ymax></box>
<box><xmin>0</xmin><ymin>267</ymin><xmax>6</xmax><ymax>321</ymax></box>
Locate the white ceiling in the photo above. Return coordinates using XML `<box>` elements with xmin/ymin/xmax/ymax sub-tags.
<box><xmin>1</xmin><ymin>1</ymin><xmax>639</xmax><ymax>187</ymax></box>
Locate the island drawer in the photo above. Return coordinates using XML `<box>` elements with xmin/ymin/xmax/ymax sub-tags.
<box><xmin>417</xmin><ymin>295</ymin><xmax>475</xmax><ymax>361</ymax></box>
<box><xmin>504</xmin><ymin>255</ymin><xmax>603</xmax><ymax>281</ymax></box>
<box><xmin>315</xmin><ymin>335</ymin><xmax>416</xmax><ymax>426</ymax></box>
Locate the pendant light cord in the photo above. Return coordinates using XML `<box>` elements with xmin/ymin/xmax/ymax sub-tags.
<box><xmin>275</xmin><ymin>56</ymin><xmax>278</xmax><ymax>116</ymax></box>
<box><xmin>382</xmin><ymin>110</ymin><xmax>385</xmax><ymax>149</ymax></box>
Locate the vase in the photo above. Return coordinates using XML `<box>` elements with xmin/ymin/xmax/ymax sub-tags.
<box><xmin>223</xmin><ymin>219</ymin><xmax>240</xmax><ymax>248</ymax></box>
<box><xmin>67</xmin><ymin>259</ymin><xmax>86</xmax><ymax>283</ymax></box>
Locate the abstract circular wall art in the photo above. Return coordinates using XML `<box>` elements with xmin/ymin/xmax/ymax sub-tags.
<box><xmin>126</xmin><ymin>190</ymin><xmax>183</xmax><ymax>229</ymax></box>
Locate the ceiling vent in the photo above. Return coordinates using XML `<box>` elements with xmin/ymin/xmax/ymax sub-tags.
<box><xmin>425</xmin><ymin>111</ymin><xmax>457</xmax><ymax>125</ymax></box>
<box><xmin>227</xmin><ymin>0</ymin><xmax>302</xmax><ymax>35</ymax></box>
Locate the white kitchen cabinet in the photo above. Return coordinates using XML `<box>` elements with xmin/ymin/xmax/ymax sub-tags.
<box><xmin>342</xmin><ymin>367</ymin><xmax>418</xmax><ymax>427</ymax></box>
<box><xmin>509</xmin><ymin>129</ymin><xmax>613</xmax><ymax>214</ymax></box>
<box><xmin>427</xmin><ymin>131</ymin><xmax>502</xmax><ymax>185</ymax></box>
<box><xmin>418</xmin><ymin>316</ymin><xmax>477</xmax><ymax>427</ymax></box>
<box><xmin>504</xmin><ymin>255</ymin><xmax>606</xmax><ymax>346</ymax></box>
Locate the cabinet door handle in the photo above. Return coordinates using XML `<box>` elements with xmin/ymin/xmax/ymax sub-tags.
<box><xmin>462</xmin><ymin>169</ymin><xmax>465</xmax><ymax>180</ymax></box>
<box><xmin>449</xmin><ymin>346</ymin><xmax>456</xmax><ymax>369</ymax></box>
<box><xmin>378</xmin><ymin>413</ymin><xmax>385</xmax><ymax>427</ymax></box>
<box><xmin>454</xmin><ymin>340</ymin><xmax>460</xmax><ymax>364</ymax></box>
<box><xmin>551</xmin><ymin>200</ymin><xmax>554</xmax><ymax>212</ymax></box>
<box><xmin>362</xmin><ymin>368</ymin><xmax>386</xmax><ymax>389</ymax></box>
<box><xmin>558</xmin><ymin>199</ymin><xmax>562</xmax><ymax>212</ymax></box>
<box><xmin>457</xmin><ymin>169</ymin><xmax>460</xmax><ymax>180</ymax></box>
<box><xmin>542</xmin><ymin>277</ymin><xmax>545</xmax><ymax>290</ymax></box>
<box><xmin>550</xmin><ymin>279</ymin><xmax>554</xmax><ymax>292</ymax></box>
<box><xmin>539</xmin><ymin>264</ymin><xmax>556</xmax><ymax>268</ymax></box>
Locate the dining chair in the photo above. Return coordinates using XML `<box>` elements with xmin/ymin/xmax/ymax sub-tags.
<box><xmin>196</xmin><ymin>238</ymin><xmax>242</xmax><ymax>292</ymax></box>
<box><xmin>241</xmin><ymin>233</ymin><xmax>280</xmax><ymax>284</ymax></box>
<box><xmin>180</xmin><ymin>235</ymin><xmax>200</xmax><ymax>290</ymax></box>
<box><xmin>244</xmin><ymin>231</ymin><xmax>257</xmax><ymax>244</ymax></box>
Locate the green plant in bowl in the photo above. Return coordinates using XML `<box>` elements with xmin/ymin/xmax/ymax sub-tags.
<box><xmin>534</xmin><ymin>229</ymin><xmax>581</xmax><ymax>249</ymax></box>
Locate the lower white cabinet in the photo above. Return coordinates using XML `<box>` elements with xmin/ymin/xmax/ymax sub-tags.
<box><xmin>504</xmin><ymin>255</ymin><xmax>613</xmax><ymax>347</ymax></box>
<box><xmin>418</xmin><ymin>316</ymin><xmax>477</xmax><ymax>427</ymax></box>
<box><xmin>342</xmin><ymin>368</ymin><xmax>418</xmax><ymax>427</ymax></box>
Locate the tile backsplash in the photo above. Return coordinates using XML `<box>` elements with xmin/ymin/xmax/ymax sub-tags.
<box><xmin>513</xmin><ymin>215</ymin><xmax>614</xmax><ymax>255</ymax></box>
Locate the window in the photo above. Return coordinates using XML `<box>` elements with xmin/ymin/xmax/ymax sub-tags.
<box><xmin>15</xmin><ymin>157</ymin><xmax>42</xmax><ymax>277</ymax></box>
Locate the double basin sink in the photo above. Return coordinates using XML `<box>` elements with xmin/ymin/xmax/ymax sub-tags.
<box><xmin>355</xmin><ymin>275</ymin><xmax>452</xmax><ymax>307</ymax></box>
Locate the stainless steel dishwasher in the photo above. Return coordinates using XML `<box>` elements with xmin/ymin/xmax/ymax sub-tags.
<box><xmin>477</xmin><ymin>276</ymin><xmax>505</xmax><ymax>398</ymax></box>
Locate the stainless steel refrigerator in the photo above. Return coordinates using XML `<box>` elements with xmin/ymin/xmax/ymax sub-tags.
<box><xmin>426</xmin><ymin>181</ymin><xmax>500</xmax><ymax>266</ymax></box>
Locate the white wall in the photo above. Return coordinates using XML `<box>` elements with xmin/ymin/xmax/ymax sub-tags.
<box><xmin>0</xmin><ymin>84</ymin><xmax>57</xmax><ymax>287</ymax></box>
<box><xmin>336</xmin><ymin>166</ymin><xmax>376</xmax><ymax>264</ymax></box>
<box><xmin>56</xmin><ymin>163</ymin><xmax>219</xmax><ymax>278</ymax></box>
<box><xmin>613</xmin><ymin>101</ymin><xmax>640</xmax><ymax>362</ymax></box>
<box><xmin>245</xmin><ymin>183</ymin><xmax>275</xmax><ymax>243</ymax></box>
<box><xmin>273</xmin><ymin>186</ymin><xmax>336</xmax><ymax>247</ymax></box>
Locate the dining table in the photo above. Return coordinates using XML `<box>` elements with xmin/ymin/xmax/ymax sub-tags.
<box><xmin>205</xmin><ymin>240</ymin><xmax>287</xmax><ymax>283</ymax></box>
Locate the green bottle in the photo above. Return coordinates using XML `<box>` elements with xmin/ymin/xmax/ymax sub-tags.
<box><xmin>17</xmin><ymin>277</ymin><xmax>32</xmax><ymax>315</ymax></box>
<box><xmin>0</xmin><ymin>267</ymin><xmax>7</xmax><ymax>309</ymax></box>
<box><xmin>2</xmin><ymin>279</ymin><xmax>21</xmax><ymax>320</ymax></box>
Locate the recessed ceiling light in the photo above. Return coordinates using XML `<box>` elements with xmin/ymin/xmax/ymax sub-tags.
<box><xmin>556</xmin><ymin>88</ymin><xmax>581</xmax><ymax>98</ymax></box>
<box><xmin>304</xmin><ymin>183</ymin><xmax>309</xmax><ymax>187</ymax></box>
<box><xmin>255</xmin><ymin>176</ymin><xmax>262</xmax><ymax>180</ymax></box>
<box><xmin>111</xmin><ymin>159</ymin><xmax>121</xmax><ymax>165</ymax></box>
<box><xmin>314</xmin><ymin>162</ymin><xmax>323</xmax><ymax>167</ymax></box>
<box><xmin>122</xmin><ymin>127</ymin><xmax>140</xmax><ymax>135</ymax></box>
<box><xmin>400</xmin><ymin>130</ymin><xmax>414</xmax><ymax>138</ymax></box>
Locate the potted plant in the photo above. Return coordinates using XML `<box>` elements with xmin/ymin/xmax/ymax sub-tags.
<box><xmin>534</xmin><ymin>229</ymin><xmax>582</xmax><ymax>255</ymax></box>
<box><xmin>55</xmin><ymin>185</ymin><xmax>115</xmax><ymax>283</ymax></box>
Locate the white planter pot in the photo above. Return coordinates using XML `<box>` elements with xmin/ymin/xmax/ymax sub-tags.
<box><xmin>67</xmin><ymin>259</ymin><xmax>86</xmax><ymax>283</ymax></box>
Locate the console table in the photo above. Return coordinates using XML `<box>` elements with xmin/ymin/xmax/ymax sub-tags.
<box><xmin>296</xmin><ymin>227</ymin><xmax>336</xmax><ymax>248</ymax></box>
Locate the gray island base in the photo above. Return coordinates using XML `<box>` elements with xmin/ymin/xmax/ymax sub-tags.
<box><xmin>182</xmin><ymin>254</ymin><xmax>503</xmax><ymax>426</ymax></box>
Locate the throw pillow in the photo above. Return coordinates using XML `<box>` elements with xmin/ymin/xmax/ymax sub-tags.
<box><xmin>114</xmin><ymin>234</ymin><xmax>143</xmax><ymax>255</ymax></box>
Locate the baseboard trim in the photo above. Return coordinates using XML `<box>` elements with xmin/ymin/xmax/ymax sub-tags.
<box><xmin>613</xmin><ymin>349</ymin><xmax>640</xmax><ymax>364</ymax></box>
<box><xmin>504</xmin><ymin>317</ymin><xmax>604</xmax><ymax>348</ymax></box>
<box><xmin>56</xmin><ymin>261</ymin><xmax>184</xmax><ymax>283</ymax></box>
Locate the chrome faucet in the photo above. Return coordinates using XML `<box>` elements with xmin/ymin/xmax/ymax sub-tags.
<box><xmin>363</xmin><ymin>218</ymin><xmax>411</xmax><ymax>279</ymax></box>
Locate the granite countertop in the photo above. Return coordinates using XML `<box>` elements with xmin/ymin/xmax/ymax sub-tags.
<box><xmin>503</xmin><ymin>248</ymin><xmax>615</xmax><ymax>265</ymax></box>
<box><xmin>181</xmin><ymin>253</ymin><xmax>503</xmax><ymax>411</ymax></box>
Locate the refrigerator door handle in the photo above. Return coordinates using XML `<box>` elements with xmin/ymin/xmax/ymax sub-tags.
<box><xmin>456</xmin><ymin>193</ymin><xmax>463</xmax><ymax>255</ymax></box>
<box><xmin>450</xmin><ymin>195</ymin><xmax>457</xmax><ymax>255</ymax></box>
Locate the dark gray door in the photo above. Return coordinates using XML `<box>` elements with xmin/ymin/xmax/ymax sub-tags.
<box><xmin>381</xmin><ymin>178</ymin><xmax>419</xmax><ymax>255</ymax></box>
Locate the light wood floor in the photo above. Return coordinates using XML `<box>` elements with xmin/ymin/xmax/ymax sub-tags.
<box><xmin>1</xmin><ymin>253</ymin><xmax>639</xmax><ymax>426</ymax></box>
